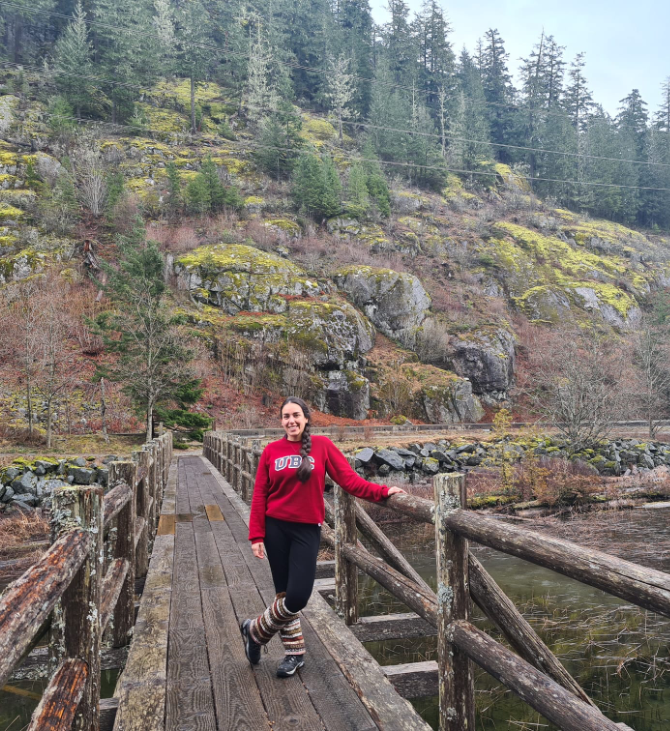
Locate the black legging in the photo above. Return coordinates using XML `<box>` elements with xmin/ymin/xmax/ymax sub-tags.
<box><xmin>264</xmin><ymin>516</ymin><xmax>321</xmax><ymax>614</ymax></box>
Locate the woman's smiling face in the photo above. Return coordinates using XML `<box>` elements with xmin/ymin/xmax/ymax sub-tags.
<box><xmin>281</xmin><ymin>402</ymin><xmax>308</xmax><ymax>441</ymax></box>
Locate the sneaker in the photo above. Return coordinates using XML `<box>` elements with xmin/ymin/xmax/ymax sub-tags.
<box><xmin>277</xmin><ymin>654</ymin><xmax>305</xmax><ymax>678</ymax></box>
<box><xmin>240</xmin><ymin>619</ymin><xmax>261</xmax><ymax>665</ymax></box>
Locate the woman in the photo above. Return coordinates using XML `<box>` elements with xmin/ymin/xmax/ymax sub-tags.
<box><xmin>240</xmin><ymin>396</ymin><xmax>406</xmax><ymax>678</ymax></box>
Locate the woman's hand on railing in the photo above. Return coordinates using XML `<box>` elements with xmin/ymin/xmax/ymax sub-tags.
<box><xmin>251</xmin><ymin>542</ymin><xmax>265</xmax><ymax>559</ymax></box>
<box><xmin>386</xmin><ymin>487</ymin><xmax>407</xmax><ymax>497</ymax></box>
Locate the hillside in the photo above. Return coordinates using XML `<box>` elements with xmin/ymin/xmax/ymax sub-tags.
<box><xmin>1</xmin><ymin>75</ymin><xmax>669</xmax><ymax>438</ymax></box>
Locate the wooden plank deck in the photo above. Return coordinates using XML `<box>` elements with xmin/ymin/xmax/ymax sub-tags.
<box><xmin>114</xmin><ymin>454</ymin><xmax>428</xmax><ymax>731</ymax></box>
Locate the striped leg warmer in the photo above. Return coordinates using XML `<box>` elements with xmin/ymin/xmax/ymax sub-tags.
<box><xmin>249</xmin><ymin>593</ymin><xmax>303</xmax><ymax>652</ymax></box>
<box><xmin>279</xmin><ymin>617</ymin><xmax>305</xmax><ymax>655</ymax></box>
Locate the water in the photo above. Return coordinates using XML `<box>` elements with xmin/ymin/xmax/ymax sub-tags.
<box><xmin>0</xmin><ymin>668</ymin><xmax>119</xmax><ymax>730</ymax></box>
<box><xmin>359</xmin><ymin>509</ymin><xmax>670</xmax><ymax>731</ymax></box>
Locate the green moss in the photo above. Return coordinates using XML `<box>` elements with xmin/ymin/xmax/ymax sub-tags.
<box><xmin>176</xmin><ymin>243</ymin><xmax>303</xmax><ymax>275</ymax></box>
<box><xmin>470</xmin><ymin>494</ymin><xmax>520</xmax><ymax>509</ymax></box>
<box><xmin>301</xmin><ymin>117</ymin><xmax>337</xmax><ymax>141</ymax></box>
<box><xmin>494</xmin><ymin>163</ymin><xmax>531</xmax><ymax>193</ymax></box>
<box><xmin>265</xmin><ymin>219</ymin><xmax>301</xmax><ymax>236</ymax></box>
<box><xmin>0</xmin><ymin>203</ymin><xmax>24</xmax><ymax>221</ymax></box>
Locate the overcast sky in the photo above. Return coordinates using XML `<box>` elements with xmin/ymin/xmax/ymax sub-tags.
<box><xmin>369</xmin><ymin>0</ymin><xmax>669</xmax><ymax>118</ymax></box>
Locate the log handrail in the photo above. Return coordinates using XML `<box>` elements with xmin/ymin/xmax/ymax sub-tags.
<box><xmin>102</xmin><ymin>483</ymin><xmax>133</xmax><ymax>526</ymax></box>
<box><xmin>0</xmin><ymin>431</ymin><xmax>173</xmax><ymax>731</ymax></box>
<box><xmin>0</xmin><ymin>529</ymin><xmax>90</xmax><ymax>688</ymax></box>
<box><xmin>205</xmin><ymin>428</ymin><xmax>661</xmax><ymax>731</ymax></box>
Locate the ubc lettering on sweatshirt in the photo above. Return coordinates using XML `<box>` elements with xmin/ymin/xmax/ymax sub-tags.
<box><xmin>248</xmin><ymin>435</ymin><xmax>389</xmax><ymax>543</ymax></box>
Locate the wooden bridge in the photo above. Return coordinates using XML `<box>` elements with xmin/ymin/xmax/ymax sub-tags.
<box><xmin>2</xmin><ymin>428</ymin><xmax>666</xmax><ymax>730</ymax></box>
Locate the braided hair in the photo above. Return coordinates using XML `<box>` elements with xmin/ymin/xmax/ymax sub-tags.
<box><xmin>280</xmin><ymin>396</ymin><xmax>313</xmax><ymax>483</ymax></box>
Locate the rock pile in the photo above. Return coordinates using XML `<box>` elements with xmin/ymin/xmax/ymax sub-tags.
<box><xmin>0</xmin><ymin>456</ymin><xmax>117</xmax><ymax>512</ymax></box>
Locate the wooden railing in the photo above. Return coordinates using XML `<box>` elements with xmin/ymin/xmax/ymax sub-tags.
<box><xmin>203</xmin><ymin>432</ymin><xmax>261</xmax><ymax>502</ymax></box>
<box><xmin>0</xmin><ymin>432</ymin><xmax>173</xmax><ymax>731</ymax></box>
<box><xmin>204</xmin><ymin>430</ymin><xmax>643</xmax><ymax>731</ymax></box>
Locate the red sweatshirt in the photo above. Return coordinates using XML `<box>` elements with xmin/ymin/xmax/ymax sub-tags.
<box><xmin>248</xmin><ymin>435</ymin><xmax>389</xmax><ymax>542</ymax></box>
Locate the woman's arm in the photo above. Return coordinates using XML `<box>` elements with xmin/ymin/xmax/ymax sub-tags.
<box><xmin>248</xmin><ymin>448</ymin><xmax>270</xmax><ymax>543</ymax></box>
<box><xmin>325</xmin><ymin>440</ymin><xmax>394</xmax><ymax>501</ymax></box>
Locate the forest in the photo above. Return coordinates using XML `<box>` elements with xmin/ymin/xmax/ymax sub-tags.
<box><xmin>2</xmin><ymin>0</ymin><xmax>670</xmax><ymax>229</ymax></box>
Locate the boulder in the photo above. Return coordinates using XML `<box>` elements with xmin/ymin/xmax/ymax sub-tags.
<box><xmin>421</xmin><ymin>378</ymin><xmax>484</xmax><ymax>424</ymax></box>
<box><xmin>174</xmin><ymin>243</ymin><xmax>322</xmax><ymax>314</ymax></box>
<box><xmin>11</xmin><ymin>471</ymin><xmax>36</xmax><ymax>494</ymax></box>
<box><xmin>449</xmin><ymin>328</ymin><xmax>516</xmax><ymax>403</ymax></box>
<box><xmin>333</xmin><ymin>265</ymin><xmax>431</xmax><ymax>348</ymax></box>
<box><xmin>421</xmin><ymin>457</ymin><xmax>440</xmax><ymax>474</ymax></box>
<box><xmin>69</xmin><ymin>467</ymin><xmax>95</xmax><ymax>485</ymax></box>
<box><xmin>312</xmin><ymin>369</ymin><xmax>370</xmax><ymax>421</ymax></box>
<box><xmin>355</xmin><ymin>448</ymin><xmax>375</xmax><ymax>467</ymax></box>
<box><xmin>375</xmin><ymin>449</ymin><xmax>405</xmax><ymax>471</ymax></box>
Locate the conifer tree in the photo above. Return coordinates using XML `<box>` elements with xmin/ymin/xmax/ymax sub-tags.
<box><xmin>565</xmin><ymin>53</ymin><xmax>593</xmax><ymax>130</ymax></box>
<box><xmin>54</xmin><ymin>1</ymin><xmax>94</xmax><ymax>117</ymax></box>
<box><xmin>345</xmin><ymin>161</ymin><xmax>369</xmax><ymax>218</ymax></box>
<box><xmin>480</xmin><ymin>29</ymin><xmax>516</xmax><ymax>160</ymax></box>
<box><xmin>292</xmin><ymin>154</ymin><xmax>342</xmax><ymax>220</ymax></box>
<box><xmin>326</xmin><ymin>54</ymin><xmax>357</xmax><ymax>140</ymax></box>
<box><xmin>175</xmin><ymin>0</ymin><xmax>211</xmax><ymax>134</ymax></box>
<box><xmin>339</xmin><ymin>0</ymin><xmax>374</xmax><ymax>116</ymax></box>
<box><xmin>166</xmin><ymin>162</ymin><xmax>182</xmax><ymax>215</ymax></box>
<box><xmin>92</xmin><ymin>223</ymin><xmax>196</xmax><ymax>440</ymax></box>
<box><xmin>91</xmin><ymin>0</ymin><xmax>157</xmax><ymax>122</ymax></box>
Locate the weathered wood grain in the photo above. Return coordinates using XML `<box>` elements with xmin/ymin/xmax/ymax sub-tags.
<box><xmin>166</xmin><ymin>521</ymin><xmax>216</xmax><ymax>731</ymax></box>
<box><xmin>101</xmin><ymin>559</ymin><xmax>129</xmax><ymax>634</ymax></box>
<box><xmin>102</xmin><ymin>483</ymin><xmax>133</xmax><ymax>528</ymax></box>
<box><xmin>451</xmin><ymin>620</ymin><xmax>624</xmax><ymax>731</ymax></box>
<box><xmin>382</xmin><ymin>661</ymin><xmax>437</xmax><ymax>700</ymax></box>
<box><xmin>109</xmin><ymin>462</ymin><xmax>137</xmax><ymax>649</ymax></box>
<box><xmin>201</xmin><ymin>587</ymin><xmax>270</xmax><ymax>730</ymax></box>
<box><xmin>350</xmin><ymin>613</ymin><xmax>436</xmax><ymax>643</ymax></box>
<box><xmin>434</xmin><ymin>473</ymin><xmax>473</xmax><ymax>731</ymax></box>
<box><xmin>0</xmin><ymin>529</ymin><xmax>89</xmax><ymax>688</ymax></box>
<box><xmin>26</xmin><ymin>657</ymin><xmax>88</xmax><ymax>731</ymax></box>
<box><xmin>334</xmin><ymin>484</ymin><xmax>358</xmax><ymax>625</ymax></box>
<box><xmin>113</xmin><ymin>531</ymin><xmax>173</xmax><ymax>731</ymax></box>
<box><xmin>303</xmin><ymin>589</ymin><xmax>430</xmax><ymax>730</ymax></box>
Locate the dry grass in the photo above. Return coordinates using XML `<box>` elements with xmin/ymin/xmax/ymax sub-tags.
<box><xmin>0</xmin><ymin>510</ymin><xmax>50</xmax><ymax>554</ymax></box>
<box><xmin>0</xmin><ymin>433</ymin><xmax>144</xmax><ymax>459</ymax></box>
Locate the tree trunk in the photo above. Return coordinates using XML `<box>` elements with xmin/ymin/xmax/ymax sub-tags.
<box><xmin>101</xmin><ymin>378</ymin><xmax>109</xmax><ymax>443</ymax></box>
<box><xmin>13</xmin><ymin>18</ymin><xmax>22</xmax><ymax>65</ymax></box>
<box><xmin>338</xmin><ymin>114</ymin><xmax>343</xmax><ymax>141</ymax></box>
<box><xmin>190</xmin><ymin>77</ymin><xmax>196</xmax><ymax>134</ymax></box>
<box><xmin>146</xmin><ymin>402</ymin><xmax>153</xmax><ymax>441</ymax></box>
<box><xmin>26</xmin><ymin>378</ymin><xmax>33</xmax><ymax>438</ymax></box>
<box><xmin>46</xmin><ymin>401</ymin><xmax>52</xmax><ymax>449</ymax></box>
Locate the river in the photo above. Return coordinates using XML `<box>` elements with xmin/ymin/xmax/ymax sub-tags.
<box><xmin>360</xmin><ymin>508</ymin><xmax>670</xmax><ymax>730</ymax></box>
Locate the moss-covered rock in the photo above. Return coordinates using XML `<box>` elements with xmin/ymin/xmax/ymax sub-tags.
<box><xmin>174</xmin><ymin>243</ymin><xmax>322</xmax><ymax>314</ymax></box>
<box><xmin>333</xmin><ymin>265</ymin><xmax>431</xmax><ymax>348</ymax></box>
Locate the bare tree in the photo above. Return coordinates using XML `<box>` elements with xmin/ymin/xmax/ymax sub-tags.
<box><xmin>521</xmin><ymin>322</ymin><xmax>628</xmax><ymax>449</ymax></box>
<box><xmin>326</xmin><ymin>54</ymin><xmax>357</xmax><ymax>141</ymax></box>
<box><xmin>632</xmin><ymin>318</ymin><xmax>670</xmax><ymax>438</ymax></box>
<box><xmin>71</xmin><ymin>143</ymin><xmax>106</xmax><ymax>216</ymax></box>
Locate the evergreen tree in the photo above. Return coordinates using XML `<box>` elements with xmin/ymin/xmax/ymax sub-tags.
<box><xmin>185</xmin><ymin>173</ymin><xmax>211</xmax><ymax>214</ymax></box>
<box><xmin>345</xmin><ymin>161</ymin><xmax>370</xmax><ymax>218</ymax></box>
<box><xmin>292</xmin><ymin>154</ymin><xmax>342</xmax><ymax>219</ymax></box>
<box><xmin>580</xmin><ymin>107</ymin><xmax>623</xmax><ymax>219</ymax></box>
<box><xmin>166</xmin><ymin>161</ymin><xmax>182</xmax><ymax>215</ymax></box>
<box><xmin>413</xmin><ymin>0</ymin><xmax>455</xmax><ymax>106</ymax></box>
<box><xmin>200</xmin><ymin>156</ymin><xmax>226</xmax><ymax>211</ymax></box>
<box><xmin>450</xmin><ymin>50</ymin><xmax>492</xmax><ymax>172</ymax></box>
<box><xmin>615</xmin><ymin>90</ymin><xmax>648</xmax><ymax>222</ymax></box>
<box><xmin>326</xmin><ymin>53</ymin><xmax>357</xmax><ymax>140</ymax></box>
<box><xmin>175</xmin><ymin>0</ymin><xmax>211</xmax><ymax>134</ymax></box>
<box><xmin>338</xmin><ymin>0</ymin><xmax>374</xmax><ymax>116</ymax></box>
<box><xmin>92</xmin><ymin>224</ymin><xmax>196</xmax><ymax>440</ymax></box>
<box><xmin>54</xmin><ymin>1</ymin><xmax>93</xmax><ymax>117</ymax></box>
<box><xmin>362</xmin><ymin>144</ymin><xmax>391</xmax><ymax>217</ymax></box>
<box><xmin>152</xmin><ymin>0</ymin><xmax>176</xmax><ymax>76</ymax></box>
<box><xmin>565</xmin><ymin>53</ymin><xmax>593</xmax><ymax>131</ymax></box>
<box><xmin>385</xmin><ymin>0</ymin><xmax>418</xmax><ymax>86</ymax></box>
<box><xmin>91</xmin><ymin>0</ymin><xmax>157</xmax><ymax>122</ymax></box>
<box><xmin>480</xmin><ymin>29</ymin><xmax>516</xmax><ymax>161</ymax></box>
<box><xmin>254</xmin><ymin>100</ymin><xmax>304</xmax><ymax>179</ymax></box>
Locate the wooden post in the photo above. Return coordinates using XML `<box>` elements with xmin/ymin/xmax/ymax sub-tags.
<box><xmin>135</xmin><ymin>450</ymin><xmax>150</xmax><ymax>578</ymax></box>
<box><xmin>434</xmin><ymin>473</ymin><xmax>473</xmax><ymax>731</ymax></box>
<box><xmin>250</xmin><ymin>439</ymin><xmax>260</xmax><ymax>501</ymax></box>
<box><xmin>226</xmin><ymin>435</ymin><xmax>233</xmax><ymax>483</ymax></box>
<box><xmin>149</xmin><ymin>440</ymin><xmax>159</xmax><ymax>538</ymax></box>
<box><xmin>334</xmin><ymin>469</ymin><xmax>358</xmax><ymax>626</ymax></box>
<box><xmin>51</xmin><ymin>486</ymin><xmax>103</xmax><ymax>731</ymax></box>
<box><xmin>233</xmin><ymin>437</ymin><xmax>240</xmax><ymax>493</ymax></box>
<box><xmin>109</xmin><ymin>461</ymin><xmax>137</xmax><ymax>648</ymax></box>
